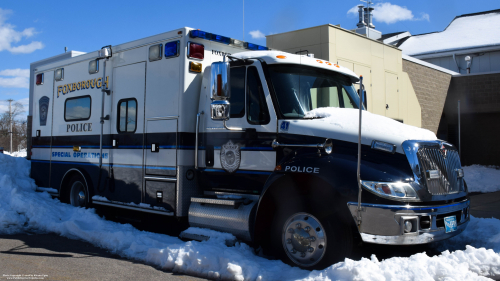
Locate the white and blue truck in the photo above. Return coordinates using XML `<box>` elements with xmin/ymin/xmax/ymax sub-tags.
<box><xmin>29</xmin><ymin>27</ymin><xmax>469</xmax><ymax>268</ymax></box>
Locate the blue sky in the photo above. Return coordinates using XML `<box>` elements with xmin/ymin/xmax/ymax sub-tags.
<box><xmin>0</xmin><ymin>0</ymin><xmax>497</xmax><ymax>114</ymax></box>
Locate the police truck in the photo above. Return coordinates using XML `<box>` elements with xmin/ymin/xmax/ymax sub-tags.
<box><xmin>29</xmin><ymin>27</ymin><xmax>470</xmax><ymax>269</ymax></box>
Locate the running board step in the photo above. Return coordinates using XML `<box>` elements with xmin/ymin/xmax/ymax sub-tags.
<box><xmin>92</xmin><ymin>197</ymin><xmax>174</xmax><ymax>216</ymax></box>
<box><xmin>190</xmin><ymin>197</ymin><xmax>251</xmax><ymax>207</ymax></box>
<box><xmin>36</xmin><ymin>187</ymin><xmax>60</xmax><ymax>197</ymax></box>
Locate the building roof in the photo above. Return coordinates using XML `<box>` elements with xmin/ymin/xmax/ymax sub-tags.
<box><xmin>398</xmin><ymin>9</ymin><xmax>500</xmax><ymax>56</ymax></box>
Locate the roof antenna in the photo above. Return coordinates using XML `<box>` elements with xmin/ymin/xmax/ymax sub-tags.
<box><xmin>64</xmin><ymin>47</ymin><xmax>67</xmax><ymax>53</ymax></box>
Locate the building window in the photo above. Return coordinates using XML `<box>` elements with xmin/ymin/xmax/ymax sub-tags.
<box><xmin>117</xmin><ymin>99</ymin><xmax>137</xmax><ymax>133</ymax></box>
<box><xmin>65</xmin><ymin>96</ymin><xmax>91</xmax><ymax>121</ymax></box>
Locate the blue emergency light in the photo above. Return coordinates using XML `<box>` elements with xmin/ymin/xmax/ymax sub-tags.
<box><xmin>190</xmin><ymin>30</ymin><xmax>268</xmax><ymax>50</ymax></box>
<box><xmin>165</xmin><ymin>41</ymin><xmax>180</xmax><ymax>58</ymax></box>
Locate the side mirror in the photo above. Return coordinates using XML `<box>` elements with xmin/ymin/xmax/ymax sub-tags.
<box><xmin>210</xmin><ymin>100</ymin><xmax>230</xmax><ymax>121</ymax></box>
<box><xmin>210</xmin><ymin>61</ymin><xmax>231</xmax><ymax>121</ymax></box>
<box><xmin>210</xmin><ymin>62</ymin><xmax>231</xmax><ymax>100</ymax></box>
<box><xmin>357</xmin><ymin>89</ymin><xmax>367</xmax><ymax>109</ymax></box>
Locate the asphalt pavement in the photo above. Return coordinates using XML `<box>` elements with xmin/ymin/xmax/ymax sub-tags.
<box><xmin>0</xmin><ymin>233</ymin><xmax>206</xmax><ymax>281</ymax></box>
<box><xmin>469</xmin><ymin>191</ymin><xmax>500</xmax><ymax>220</ymax></box>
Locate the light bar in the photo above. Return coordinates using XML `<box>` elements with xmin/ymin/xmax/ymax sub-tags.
<box><xmin>190</xmin><ymin>29</ymin><xmax>268</xmax><ymax>50</ymax></box>
<box><xmin>371</xmin><ymin>140</ymin><xmax>396</xmax><ymax>154</ymax></box>
<box><xmin>245</xmin><ymin>42</ymin><xmax>268</xmax><ymax>51</ymax></box>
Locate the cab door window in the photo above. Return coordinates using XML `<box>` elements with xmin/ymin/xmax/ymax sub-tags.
<box><xmin>230</xmin><ymin>67</ymin><xmax>246</xmax><ymax>118</ymax></box>
<box><xmin>246</xmin><ymin>66</ymin><xmax>270</xmax><ymax>125</ymax></box>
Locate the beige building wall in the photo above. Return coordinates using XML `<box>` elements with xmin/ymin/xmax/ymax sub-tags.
<box><xmin>266</xmin><ymin>24</ymin><xmax>422</xmax><ymax>128</ymax></box>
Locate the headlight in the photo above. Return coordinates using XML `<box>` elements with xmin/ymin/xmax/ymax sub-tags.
<box><xmin>361</xmin><ymin>181</ymin><xmax>419</xmax><ymax>200</ymax></box>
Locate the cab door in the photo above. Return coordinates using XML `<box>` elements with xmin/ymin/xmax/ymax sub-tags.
<box><xmin>200</xmin><ymin>61</ymin><xmax>277</xmax><ymax>193</ymax></box>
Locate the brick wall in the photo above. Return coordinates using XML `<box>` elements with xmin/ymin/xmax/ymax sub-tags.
<box><xmin>403</xmin><ymin>60</ymin><xmax>452</xmax><ymax>133</ymax></box>
<box><xmin>440</xmin><ymin>72</ymin><xmax>500</xmax><ymax>166</ymax></box>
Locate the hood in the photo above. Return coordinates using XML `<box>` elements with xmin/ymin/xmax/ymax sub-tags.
<box><xmin>283</xmin><ymin>108</ymin><xmax>437</xmax><ymax>154</ymax></box>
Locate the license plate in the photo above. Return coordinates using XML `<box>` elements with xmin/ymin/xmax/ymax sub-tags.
<box><xmin>444</xmin><ymin>216</ymin><xmax>457</xmax><ymax>233</ymax></box>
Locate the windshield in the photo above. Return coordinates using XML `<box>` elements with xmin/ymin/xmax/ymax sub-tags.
<box><xmin>268</xmin><ymin>64</ymin><xmax>361</xmax><ymax>118</ymax></box>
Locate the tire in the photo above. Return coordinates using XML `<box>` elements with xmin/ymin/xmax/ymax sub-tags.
<box><xmin>66</xmin><ymin>174</ymin><xmax>89</xmax><ymax>208</ymax></box>
<box><xmin>268</xmin><ymin>204</ymin><xmax>353</xmax><ymax>269</ymax></box>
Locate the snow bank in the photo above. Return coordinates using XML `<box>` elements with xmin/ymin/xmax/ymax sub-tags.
<box><xmin>464</xmin><ymin>165</ymin><xmax>500</xmax><ymax>193</ymax></box>
<box><xmin>4</xmin><ymin>149</ymin><xmax>27</xmax><ymax>158</ymax></box>
<box><xmin>2</xmin><ymin>153</ymin><xmax>500</xmax><ymax>280</ymax></box>
<box><xmin>305</xmin><ymin>107</ymin><xmax>437</xmax><ymax>141</ymax></box>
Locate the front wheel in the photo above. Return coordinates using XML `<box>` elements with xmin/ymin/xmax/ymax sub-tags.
<box><xmin>270</xmin><ymin>209</ymin><xmax>353</xmax><ymax>269</ymax></box>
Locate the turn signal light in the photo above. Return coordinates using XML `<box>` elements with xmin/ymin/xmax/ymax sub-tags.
<box><xmin>190</xmin><ymin>62</ymin><xmax>202</xmax><ymax>73</ymax></box>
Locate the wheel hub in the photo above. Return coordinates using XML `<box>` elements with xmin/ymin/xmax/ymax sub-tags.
<box><xmin>282</xmin><ymin>212</ymin><xmax>326</xmax><ymax>267</ymax></box>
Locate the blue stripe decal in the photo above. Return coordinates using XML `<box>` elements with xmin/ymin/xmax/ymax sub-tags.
<box><xmin>34</xmin><ymin>145</ymin><xmax>273</xmax><ymax>151</ymax></box>
<box><xmin>347</xmin><ymin>201</ymin><xmax>470</xmax><ymax>211</ymax></box>
<box><xmin>202</xmin><ymin>168</ymin><xmax>272</xmax><ymax>175</ymax></box>
<box><xmin>32</xmin><ymin>160</ymin><xmax>175</xmax><ymax>170</ymax></box>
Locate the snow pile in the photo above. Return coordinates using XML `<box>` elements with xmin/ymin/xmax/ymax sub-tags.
<box><xmin>400</xmin><ymin>12</ymin><xmax>500</xmax><ymax>55</ymax></box>
<box><xmin>2</xmin><ymin>153</ymin><xmax>500</xmax><ymax>280</ymax></box>
<box><xmin>463</xmin><ymin>165</ymin><xmax>500</xmax><ymax>193</ymax></box>
<box><xmin>4</xmin><ymin>149</ymin><xmax>27</xmax><ymax>158</ymax></box>
<box><xmin>305</xmin><ymin>107</ymin><xmax>437</xmax><ymax>141</ymax></box>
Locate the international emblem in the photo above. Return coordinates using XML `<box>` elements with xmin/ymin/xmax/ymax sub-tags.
<box><xmin>220</xmin><ymin>140</ymin><xmax>241</xmax><ymax>173</ymax></box>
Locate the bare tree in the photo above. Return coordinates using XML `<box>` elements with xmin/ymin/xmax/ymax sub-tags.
<box><xmin>0</xmin><ymin>102</ymin><xmax>27</xmax><ymax>152</ymax></box>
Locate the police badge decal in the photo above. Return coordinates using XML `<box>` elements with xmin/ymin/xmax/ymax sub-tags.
<box><xmin>220</xmin><ymin>140</ymin><xmax>241</xmax><ymax>173</ymax></box>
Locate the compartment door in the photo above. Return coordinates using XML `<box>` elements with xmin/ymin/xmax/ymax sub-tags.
<box><xmin>145</xmin><ymin>119</ymin><xmax>177</xmax><ymax>176</ymax></box>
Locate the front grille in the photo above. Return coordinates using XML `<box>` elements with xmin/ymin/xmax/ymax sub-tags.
<box><xmin>417</xmin><ymin>147</ymin><xmax>463</xmax><ymax>195</ymax></box>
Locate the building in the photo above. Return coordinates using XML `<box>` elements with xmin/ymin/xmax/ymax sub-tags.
<box><xmin>396</xmin><ymin>9</ymin><xmax>500</xmax><ymax>166</ymax></box>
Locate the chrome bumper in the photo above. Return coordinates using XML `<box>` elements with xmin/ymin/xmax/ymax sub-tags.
<box><xmin>347</xmin><ymin>199</ymin><xmax>470</xmax><ymax>245</ymax></box>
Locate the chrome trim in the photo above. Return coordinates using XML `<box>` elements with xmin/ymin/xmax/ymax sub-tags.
<box><xmin>359</xmin><ymin>220</ymin><xmax>468</xmax><ymax>245</ymax></box>
<box><xmin>402</xmin><ymin>140</ymin><xmax>464</xmax><ymax>196</ymax></box>
<box><xmin>144</xmin><ymin>176</ymin><xmax>177</xmax><ymax>182</ymax></box>
<box><xmin>223</xmin><ymin>120</ymin><xmax>245</xmax><ymax>131</ymax></box>
<box><xmin>271</xmin><ymin>138</ymin><xmax>331</xmax><ymax>150</ymax></box>
<box><xmin>195</xmin><ymin>111</ymin><xmax>204</xmax><ymax>170</ymax></box>
<box><xmin>347</xmin><ymin>199</ymin><xmax>470</xmax><ymax>245</ymax></box>
<box><xmin>204</xmin><ymin>191</ymin><xmax>260</xmax><ymax>201</ymax></box>
<box><xmin>60</xmin><ymin>168</ymin><xmax>89</xmax><ymax>203</ymax></box>
<box><xmin>187</xmin><ymin>41</ymin><xmax>204</xmax><ymax>61</ymax></box>
<box><xmin>191</xmin><ymin>197</ymin><xmax>243</xmax><ymax>206</ymax></box>
<box><xmin>146</xmin><ymin>116</ymin><xmax>179</xmax><ymax>121</ymax></box>
<box><xmin>92</xmin><ymin>199</ymin><xmax>174</xmax><ymax>216</ymax></box>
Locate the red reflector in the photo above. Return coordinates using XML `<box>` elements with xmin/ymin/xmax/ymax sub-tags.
<box><xmin>36</xmin><ymin>73</ymin><xmax>43</xmax><ymax>85</ymax></box>
<box><xmin>188</xmin><ymin>42</ymin><xmax>204</xmax><ymax>60</ymax></box>
<box><xmin>217</xmin><ymin>74</ymin><xmax>222</xmax><ymax>96</ymax></box>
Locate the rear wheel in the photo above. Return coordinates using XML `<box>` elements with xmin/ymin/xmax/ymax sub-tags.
<box><xmin>67</xmin><ymin>175</ymin><xmax>89</xmax><ymax>208</ymax></box>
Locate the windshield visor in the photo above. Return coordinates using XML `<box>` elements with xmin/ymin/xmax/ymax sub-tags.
<box><xmin>268</xmin><ymin>64</ymin><xmax>361</xmax><ymax>118</ymax></box>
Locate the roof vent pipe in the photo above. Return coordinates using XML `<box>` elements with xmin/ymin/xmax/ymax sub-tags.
<box><xmin>357</xmin><ymin>5</ymin><xmax>366</xmax><ymax>28</ymax></box>
<box><xmin>364</xmin><ymin>7</ymin><xmax>375</xmax><ymax>28</ymax></box>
